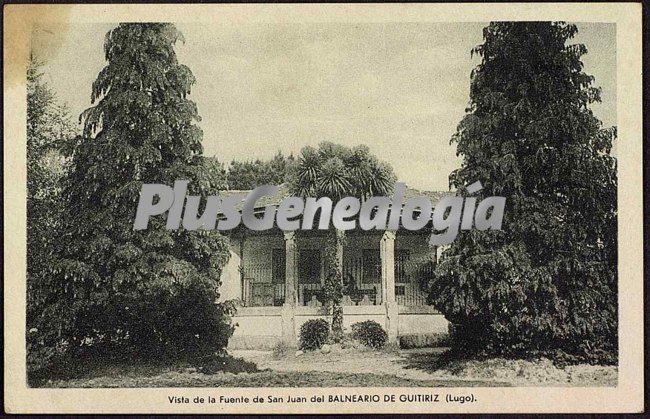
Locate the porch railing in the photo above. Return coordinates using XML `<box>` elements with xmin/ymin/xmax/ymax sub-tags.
<box><xmin>240</xmin><ymin>259</ymin><xmax>435</xmax><ymax>307</ymax></box>
<box><xmin>241</xmin><ymin>263</ymin><xmax>285</xmax><ymax>307</ymax></box>
<box><xmin>342</xmin><ymin>257</ymin><xmax>382</xmax><ymax>305</ymax></box>
<box><xmin>394</xmin><ymin>259</ymin><xmax>435</xmax><ymax>306</ymax></box>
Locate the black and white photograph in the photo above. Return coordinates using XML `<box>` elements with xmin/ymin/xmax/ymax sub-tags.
<box><xmin>4</xmin><ymin>2</ymin><xmax>644</xmax><ymax>415</ymax></box>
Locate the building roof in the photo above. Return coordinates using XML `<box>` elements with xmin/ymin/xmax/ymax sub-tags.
<box><xmin>219</xmin><ymin>183</ymin><xmax>454</xmax><ymax>211</ymax></box>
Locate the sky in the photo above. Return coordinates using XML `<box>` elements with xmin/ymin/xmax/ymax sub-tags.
<box><xmin>32</xmin><ymin>22</ymin><xmax>616</xmax><ymax>191</ymax></box>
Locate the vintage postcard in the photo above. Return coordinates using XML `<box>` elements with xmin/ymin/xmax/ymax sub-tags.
<box><xmin>3</xmin><ymin>2</ymin><xmax>644</xmax><ymax>414</ymax></box>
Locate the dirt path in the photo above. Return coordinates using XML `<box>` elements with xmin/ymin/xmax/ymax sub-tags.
<box><xmin>230</xmin><ymin>348</ymin><xmax>617</xmax><ymax>387</ymax></box>
<box><xmin>231</xmin><ymin>347</ymin><xmax>503</xmax><ymax>385</ymax></box>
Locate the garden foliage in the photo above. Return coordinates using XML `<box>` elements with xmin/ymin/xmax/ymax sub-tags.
<box><xmin>26</xmin><ymin>57</ymin><xmax>76</xmax><ymax>325</ymax></box>
<box><xmin>195</xmin><ymin>353</ymin><xmax>259</xmax><ymax>375</ymax></box>
<box><xmin>290</xmin><ymin>142</ymin><xmax>396</xmax><ymax>336</ymax></box>
<box><xmin>430</xmin><ymin>22</ymin><xmax>617</xmax><ymax>364</ymax></box>
<box><xmin>227</xmin><ymin>151</ymin><xmax>296</xmax><ymax>190</ymax></box>
<box><xmin>28</xmin><ymin>24</ymin><xmax>234</xmax><ymax>378</ymax></box>
<box><xmin>299</xmin><ymin>319</ymin><xmax>330</xmax><ymax>351</ymax></box>
<box><xmin>351</xmin><ymin>320</ymin><xmax>388</xmax><ymax>349</ymax></box>
<box><xmin>26</xmin><ymin>56</ymin><xmax>77</xmax><ymax>375</ymax></box>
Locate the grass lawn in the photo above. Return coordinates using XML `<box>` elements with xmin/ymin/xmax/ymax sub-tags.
<box><xmin>41</xmin><ymin>369</ymin><xmax>505</xmax><ymax>388</ymax></box>
<box><xmin>34</xmin><ymin>349</ymin><xmax>508</xmax><ymax>388</ymax></box>
<box><xmin>33</xmin><ymin>347</ymin><xmax>616</xmax><ymax>388</ymax></box>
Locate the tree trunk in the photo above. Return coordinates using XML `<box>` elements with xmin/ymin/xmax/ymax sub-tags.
<box><xmin>331</xmin><ymin>229</ymin><xmax>345</xmax><ymax>340</ymax></box>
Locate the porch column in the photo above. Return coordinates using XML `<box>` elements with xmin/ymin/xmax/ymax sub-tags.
<box><xmin>380</xmin><ymin>231</ymin><xmax>398</xmax><ymax>344</ymax></box>
<box><xmin>282</xmin><ymin>232</ymin><xmax>298</xmax><ymax>345</ymax></box>
<box><xmin>284</xmin><ymin>231</ymin><xmax>298</xmax><ymax>305</ymax></box>
<box><xmin>380</xmin><ymin>231</ymin><xmax>396</xmax><ymax>304</ymax></box>
<box><xmin>239</xmin><ymin>233</ymin><xmax>246</xmax><ymax>304</ymax></box>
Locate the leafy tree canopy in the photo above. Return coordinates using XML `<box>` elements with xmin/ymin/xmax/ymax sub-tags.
<box><xmin>35</xmin><ymin>24</ymin><xmax>233</xmax><ymax>371</ymax></box>
<box><xmin>27</xmin><ymin>55</ymin><xmax>76</xmax><ymax>327</ymax></box>
<box><xmin>430</xmin><ymin>22</ymin><xmax>617</xmax><ymax>364</ymax></box>
<box><xmin>227</xmin><ymin>151</ymin><xmax>295</xmax><ymax>190</ymax></box>
<box><xmin>290</xmin><ymin>141</ymin><xmax>397</xmax><ymax>201</ymax></box>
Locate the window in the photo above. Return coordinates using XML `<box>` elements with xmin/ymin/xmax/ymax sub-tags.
<box><xmin>271</xmin><ymin>249</ymin><xmax>285</xmax><ymax>284</ymax></box>
<box><xmin>362</xmin><ymin>249</ymin><xmax>381</xmax><ymax>284</ymax></box>
<box><xmin>395</xmin><ymin>249</ymin><xmax>410</xmax><ymax>284</ymax></box>
<box><xmin>298</xmin><ymin>249</ymin><xmax>321</xmax><ymax>284</ymax></box>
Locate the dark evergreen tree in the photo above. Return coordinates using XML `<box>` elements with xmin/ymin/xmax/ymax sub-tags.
<box><xmin>227</xmin><ymin>151</ymin><xmax>296</xmax><ymax>190</ymax></box>
<box><xmin>26</xmin><ymin>56</ymin><xmax>75</xmax><ymax>330</ymax></box>
<box><xmin>33</xmin><ymin>24</ymin><xmax>233</xmax><ymax>372</ymax></box>
<box><xmin>430</xmin><ymin>22</ymin><xmax>617</xmax><ymax>364</ymax></box>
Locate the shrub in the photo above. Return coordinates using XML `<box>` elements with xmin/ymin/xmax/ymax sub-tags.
<box><xmin>299</xmin><ymin>319</ymin><xmax>330</xmax><ymax>351</ymax></box>
<box><xmin>126</xmin><ymin>283</ymin><xmax>237</xmax><ymax>362</ymax></box>
<box><xmin>398</xmin><ymin>333</ymin><xmax>450</xmax><ymax>349</ymax></box>
<box><xmin>27</xmin><ymin>335</ymin><xmax>70</xmax><ymax>386</ymax></box>
<box><xmin>195</xmin><ymin>353</ymin><xmax>258</xmax><ymax>375</ymax></box>
<box><xmin>27</xmin><ymin>282</ymin><xmax>237</xmax><ymax>384</ymax></box>
<box><xmin>351</xmin><ymin>320</ymin><xmax>388</xmax><ymax>349</ymax></box>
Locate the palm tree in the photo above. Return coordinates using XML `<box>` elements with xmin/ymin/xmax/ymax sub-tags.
<box><xmin>290</xmin><ymin>142</ymin><xmax>396</xmax><ymax>338</ymax></box>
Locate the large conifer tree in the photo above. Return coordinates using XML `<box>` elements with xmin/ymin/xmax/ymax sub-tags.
<box><xmin>40</xmin><ymin>24</ymin><xmax>232</xmax><ymax>361</ymax></box>
<box><xmin>430</xmin><ymin>22</ymin><xmax>617</xmax><ymax>363</ymax></box>
<box><xmin>26</xmin><ymin>56</ymin><xmax>75</xmax><ymax>335</ymax></box>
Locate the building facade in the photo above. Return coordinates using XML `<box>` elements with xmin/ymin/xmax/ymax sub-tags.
<box><xmin>218</xmin><ymin>185</ymin><xmax>451</xmax><ymax>349</ymax></box>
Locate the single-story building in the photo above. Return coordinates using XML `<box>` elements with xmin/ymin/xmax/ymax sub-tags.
<box><xmin>218</xmin><ymin>184</ymin><xmax>452</xmax><ymax>349</ymax></box>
